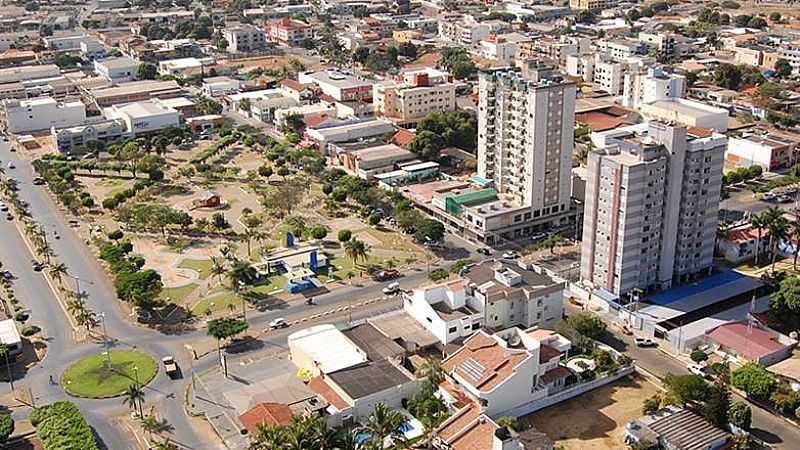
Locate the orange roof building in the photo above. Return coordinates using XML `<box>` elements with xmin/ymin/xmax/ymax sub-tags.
<box><xmin>238</xmin><ymin>402</ymin><xmax>293</xmax><ymax>434</ymax></box>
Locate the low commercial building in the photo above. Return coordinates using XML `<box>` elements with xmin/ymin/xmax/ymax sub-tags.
<box><xmin>726</xmin><ymin>133</ymin><xmax>797</xmax><ymax>171</ymax></box>
<box><xmin>224</xmin><ymin>89</ymin><xmax>299</xmax><ymax>122</ymax></box>
<box><xmin>299</xmin><ymin>70</ymin><xmax>373</xmax><ymax>102</ymax></box>
<box><xmin>375</xmin><ymin>161</ymin><xmax>440</xmax><ymax>189</ymax></box>
<box><xmin>0</xmin><ymin>64</ymin><xmax>60</xmax><ymax>85</ymax></box>
<box><xmin>89</xmin><ymin>80</ymin><xmax>184</xmax><ymax>107</ymax></box>
<box><xmin>569</xmin><ymin>0</ymin><xmax>615</xmax><ymax>10</ymax></box>
<box><xmin>222</xmin><ymin>24</ymin><xmax>267</xmax><ymax>54</ymax></box>
<box><xmin>624</xmin><ymin>407</ymin><xmax>731</xmax><ymax>450</ymax></box>
<box><xmin>306</xmin><ymin>118</ymin><xmax>396</xmax><ymax>153</ymax></box>
<box><xmin>3</xmin><ymin>97</ymin><xmax>86</xmax><ymax>133</ymax></box>
<box><xmin>0</xmin><ymin>319</ymin><xmax>22</xmax><ymax>358</ymax></box>
<box><xmin>201</xmin><ymin>76</ymin><xmax>241</xmax><ymax>97</ymax></box>
<box><xmin>51</xmin><ymin>118</ymin><xmax>130</xmax><ymax>153</ymax></box>
<box><xmin>337</xmin><ymin>143</ymin><xmax>417</xmax><ymax>179</ymax></box>
<box><xmin>103</xmin><ymin>100</ymin><xmax>180</xmax><ymax>135</ymax></box>
<box><xmin>94</xmin><ymin>56</ymin><xmax>140</xmax><ymax>83</ymax></box>
<box><xmin>288</xmin><ymin>325</ymin><xmax>368</xmax><ymax>377</ymax></box>
<box><xmin>157</xmin><ymin>57</ymin><xmax>216</xmax><ymax>78</ymax></box>
<box><xmin>639</xmin><ymin>98</ymin><xmax>729</xmax><ymax>132</ymax></box>
<box><xmin>705</xmin><ymin>321</ymin><xmax>795</xmax><ymax>366</ymax></box>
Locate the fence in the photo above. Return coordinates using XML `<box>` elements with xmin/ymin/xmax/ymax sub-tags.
<box><xmin>496</xmin><ymin>365</ymin><xmax>635</xmax><ymax>418</ymax></box>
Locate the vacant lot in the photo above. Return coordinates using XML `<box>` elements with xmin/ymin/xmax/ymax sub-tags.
<box><xmin>524</xmin><ymin>375</ymin><xmax>660</xmax><ymax>450</ymax></box>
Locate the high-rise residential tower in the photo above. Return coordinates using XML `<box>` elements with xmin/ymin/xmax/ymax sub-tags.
<box><xmin>579</xmin><ymin>121</ymin><xmax>726</xmax><ymax>296</ymax></box>
<box><xmin>477</xmin><ymin>64</ymin><xmax>576</xmax><ymax>233</ymax></box>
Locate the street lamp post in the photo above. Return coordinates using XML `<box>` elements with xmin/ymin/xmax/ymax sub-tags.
<box><xmin>185</xmin><ymin>344</ymin><xmax>196</xmax><ymax>406</ymax></box>
<box><xmin>99</xmin><ymin>312</ymin><xmax>111</xmax><ymax>370</ymax></box>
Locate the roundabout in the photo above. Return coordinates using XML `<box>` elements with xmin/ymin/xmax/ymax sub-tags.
<box><xmin>61</xmin><ymin>350</ymin><xmax>158</xmax><ymax>398</ymax></box>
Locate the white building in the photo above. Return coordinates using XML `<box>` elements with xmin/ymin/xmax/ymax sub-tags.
<box><xmin>593</xmin><ymin>57</ymin><xmax>623</xmax><ymax>95</ymax></box>
<box><xmin>622</xmin><ymin>67</ymin><xmax>686</xmax><ymax>111</ymax></box>
<box><xmin>3</xmin><ymin>97</ymin><xmax>86</xmax><ymax>133</ymax></box>
<box><xmin>441</xmin><ymin>327</ymin><xmax>571</xmax><ymax>416</ymax></box>
<box><xmin>565</xmin><ymin>54</ymin><xmax>594</xmax><ymax>82</ymax></box>
<box><xmin>288</xmin><ymin>324</ymin><xmax>368</xmax><ymax>377</ymax></box>
<box><xmin>639</xmin><ymin>98</ymin><xmax>729</xmax><ymax>132</ymax></box>
<box><xmin>201</xmin><ymin>76</ymin><xmax>241</xmax><ymax>97</ymax></box>
<box><xmin>580</xmin><ymin>122</ymin><xmax>726</xmax><ymax>296</ymax></box>
<box><xmin>52</xmin><ymin>118</ymin><xmax>130</xmax><ymax>153</ymax></box>
<box><xmin>43</xmin><ymin>34</ymin><xmax>94</xmax><ymax>51</ymax></box>
<box><xmin>222</xmin><ymin>24</ymin><xmax>267</xmax><ymax>54</ymax></box>
<box><xmin>157</xmin><ymin>57</ymin><xmax>215</xmax><ymax>78</ymax></box>
<box><xmin>94</xmin><ymin>56</ymin><xmax>140</xmax><ymax>83</ymax></box>
<box><xmin>403</xmin><ymin>279</ymin><xmax>482</xmax><ymax>345</ymax></box>
<box><xmin>477</xmin><ymin>64</ymin><xmax>575</xmax><ymax>240</ymax></box>
<box><xmin>298</xmin><ymin>70</ymin><xmax>373</xmax><ymax>102</ymax></box>
<box><xmin>726</xmin><ymin>133</ymin><xmax>797</xmax><ymax>171</ymax></box>
<box><xmin>479</xmin><ymin>35</ymin><xmax>520</xmax><ymax>65</ymax></box>
<box><xmin>103</xmin><ymin>100</ymin><xmax>180</xmax><ymax>135</ymax></box>
<box><xmin>597</xmin><ymin>39</ymin><xmax>645</xmax><ymax>62</ymax></box>
<box><xmin>372</xmin><ymin>67</ymin><xmax>456</xmax><ymax>125</ymax></box>
<box><xmin>0</xmin><ymin>64</ymin><xmax>60</xmax><ymax>84</ymax></box>
<box><xmin>438</xmin><ymin>15</ymin><xmax>506</xmax><ymax>47</ymax></box>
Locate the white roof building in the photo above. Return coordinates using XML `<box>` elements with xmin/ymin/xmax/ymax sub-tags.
<box><xmin>288</xmin><ymin>324</ymin><xmax>368</xmax><ymax>376</ymax></box>
<box><xmin>103</xmin><ymin>100</ymin><xmax>180</xmax><ymax>135</ymax></box>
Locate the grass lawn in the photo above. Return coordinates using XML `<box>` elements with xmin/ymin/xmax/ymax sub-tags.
<box><xmin>192</xmin><ymin>290</ymin><xmax>240</xmax><ymax>316</ymax></box>
<box><xmin>61</xmin><ymin>350</ymin><xmax>158</xmax><ymax>398</ymax></box>
<box><xmin>159</xmin><ymin>283</ymin><xmax>197</xmax><ymax>303</ymax></box>
<box><xmin>178</xmin><ymin>258</ymin><xmax>214</xmax><ymax>279</ymax></box>
<box><xmin>363</xmin><ymin>228</ymin><xmax>423</xmax><ymax>254</ymax></box>
<box><xmin>327</xmin><ymin>255</ymin><xmax>383</xmax><ymax>280</ymax></box>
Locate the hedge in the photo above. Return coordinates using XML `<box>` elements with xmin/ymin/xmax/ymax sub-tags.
<box><xmin>30</xmin><ymin>401</ymin><xmax>98</xmax><ymax>450</ymax></box>
<box><xmin>190</xmin><ymin>134</ymin><xmax>238</xmax><ymax>164</ymax></box>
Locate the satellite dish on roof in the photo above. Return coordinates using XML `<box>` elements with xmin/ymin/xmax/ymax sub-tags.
<box><xmin>508</xmin><ymin>334</ymin><xmax>521</xmax><ymax>347</ymax></box>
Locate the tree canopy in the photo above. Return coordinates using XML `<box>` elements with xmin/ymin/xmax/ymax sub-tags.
<box><xmin>731</xmin><ymin>363</ymin><xmax>777</xmax><ymax>401</ymax></box>
<box><xmin>207</xmin><ymin>318</ymin><xmax>249</xmax><ymax>341</ymax></box>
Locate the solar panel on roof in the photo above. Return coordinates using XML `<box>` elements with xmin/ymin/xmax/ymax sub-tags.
<box><xmin>461</xmin><ymin>358</ymin><xmax>486</xmax><ymax>381</ymax></box>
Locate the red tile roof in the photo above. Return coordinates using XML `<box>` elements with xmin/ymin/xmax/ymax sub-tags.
<box><xmin>439</xmin><ymin>379</ymin><xmax>472</xmax><ymax>408</ymax></box>
<box><xmin>308</xmin><ymin>376</ymin><xmax>349</xmax><ymax>411</ymax></box>
<box><xmin>541</xmin><ymin>366</ymin><xmax>571</xmax><ymax>384</ymax></box>
<box><xmin>539</xmin><ymin>343</ymin><xmax>561</xmax><ymax>363</ymax></box>
<box><xmin>303</xmin><ymin>113</ymin><xmax>331</xmax><ymax>128</ymax></box>
<box><xmin>280</xmin><ymin>78</ymin><xmax>310</xmax><ymax>91</ymax></box>
<box><xmin>688</xmin><ymin>126</ymin><xmax>713</xmax><ymax>138</ymax></box>
<box><xmin>442</xmin><ymin>331</ymin><xmax>531</xmax><ymax>393</ymax></box>
<box><xmin>435</xmin><ymin>403</ymin><xmax>483</xmax><ymax>441</ymax></box>
<box><xmin>706</xmin><ymin>321</ymin><xmax>788</xmax><ymax>361</ymax></box>
<box><xmin>392</xmin><ymin>129</ymin><xmax>416</xmax><ymax>147</ymax></box>
<box><xmin>576</xmin><ymin>111</ymin><xmax>628</xmax><ymax>132</ymax></box>
<box><xmin>238</xmin><ymin>402</ymin><xmax>293</xmax><ymax>434</ymax></box>
<box><xmin>725</xmin><ymin>227</ymin><xmax>767</xmax><ymax>244</ymax></box>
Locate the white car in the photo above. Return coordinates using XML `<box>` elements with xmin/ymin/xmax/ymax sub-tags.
<box><xmin>634</xmin><ymin>337</ymin><xmax>656</xmax><ymax>347</ymax></box>
<box><xmin>268</xmin><ymin>318</ymin><xmax>289</xmax><ymax>329</ymax></box>
<box><xmin>382</xmin><ymin>282</ymin><xmax>401</xmax><ymax>295</ymax></box>
<box><xmin>502</xmin><ymin>251</ymin><xmax>519</xmax><ymax>259</ymax></box>
<box><xmin>6</xmin><ymin>162</ymin><xmax>13</xmax><ymax>169</ymax></box>
<box><xmin>687</xmin><ymin>363</ymin><xmax>709</xmax><ymax>378</ymax></box>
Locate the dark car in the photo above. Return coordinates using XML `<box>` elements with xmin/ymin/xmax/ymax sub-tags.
<box><xmin>373</xmin><ymin>269</ymin><xmax>400</xmax><ymax>281</ymax></box>
<box><xmin>477</xmin><ymin>247</ymin><xmax>492</xmax><ymax>256</ymax></box>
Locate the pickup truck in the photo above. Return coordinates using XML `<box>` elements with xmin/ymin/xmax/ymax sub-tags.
<box><xmin>162</xmin><ymin>356</ymin><xmax>178</xmax><ymax>378</ymax></box>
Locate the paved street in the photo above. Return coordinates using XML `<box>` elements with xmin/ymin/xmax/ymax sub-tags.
<box><xmin>568</xmin><ymin>302</ymin><xmax>800</xmax><ymax>449</ymax></box>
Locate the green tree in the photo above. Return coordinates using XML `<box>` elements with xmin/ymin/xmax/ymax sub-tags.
<box><xmin>729</xmin><ymin>401</ymin><xmax>752</xmax><ymax>431</ymax></box>
<box><xmin>664</xmin><ymin>374</ymin><xmax>709</xmax><ymax>405</ymax></box>
<box><xmin>337</xmin><ymin>229</ymin><xmax>352</xmax><ymax>243</ymax></box>
<box><xmin>775</xmin><ymin>59</ymin><xmax>793</xmax><ymax>78</ymax></box>
<box><xmin>0</xmin><ymin>414</ymin><xmax>13</xmax><ymax>445</ymax></box>
<box><xmin>115</xmin><ymin>269</ymin><xmax>163</xmax><ymax>309</ymax></box>
<box><xmin>310</xmin><ymin>224</ymin><xmax>329</xmax><ymax>240</ymax></box>
<box><xmin>415</xmin><ymin>357</ymin><xmax>444</xmax><ymax>385</ymax></box>
<box><xmin>731</xmin><ymin>363</ymin><xmax>777</xmax><ymax>401</ymax></box>
<box><xmin>364</xmin><ymin>403</ymin><xmax>405</xmax><ymax>446</ymax></box>
<box><xmin>690</xmin><ymin>350</ymin><xmax>709</xmax><ymax>363</ymax></box>
<box><xmin>703</xmin><ymin>381</ymin><xmax>731</xmax><ymax>428</ymax></box>
<box><xmin>207</xmin><ymin>318</ymin><xmax>249</xmax><ymax>355</ymax></box>
<box><xmin>563</xmin><ymin>312</ymin><xmax>607</xmax><ymax>340</ymax></box>
<box><xmin>414</xmin><ymin>218</ymin><xmax>445</xmax><ymax>243</ymax></box>
<box><xmin>122</xmin><ymin>384</ymin><xmax>145</xmax><ymax>418</ymax></box>
<box><xmin>642</xmin><ymin>394</ymin><xmax>662</xmax><ymax>415</ymax></box>
<box><xmin>770</xmin><ymin>11</ymin><xmax>782</xmax><ymax>22</ymax></box>
<box><xmin>344</xmin><ymin>238</ymin><xmax>370</xmax><ymax>266</ymax></box>
<box><xmin>238</xmin><ymin>98</ymin><xmax>252</xmax><ymax>114</ymax></box>
<box><xmin>758</xmin><ymin>81</ymin><xmax>783</xmax><ymax>99</ymax></box>
<box><xmin>137</xmin><ymin>63</ymin><xmax>158</xmax><ymax>80</ymax></box>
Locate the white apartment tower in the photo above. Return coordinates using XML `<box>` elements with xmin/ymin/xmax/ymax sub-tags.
<box><xmin>580</xmin><ymin>122</ymin><xmax>726</xmax><ymax>296</ymax></box>
<box><xmin>622</xmin><ymin>68</ymin><xmax>686</xmax><ymax>110</ymax></box>
<box><xmin>478</xmin><ymin>65</ymin><xmax>576</xmax><ymax>221</ymax></box>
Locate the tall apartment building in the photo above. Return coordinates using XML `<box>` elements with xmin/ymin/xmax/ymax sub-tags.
<box><xmin>593</xmin><ymin>57</ymin><xmax>623</xmax><ymax>95</ymax></box>
<box><xmin>373</xmin><ymin>67</ymin><xmax>456</xmax><ymax>125</ymax></box>
<box><xmin>222</xmin><ymin>25</ymin><xmax>267</xmax><ymax>53</ymax></box>
<box><xmin>580</xmin><ymin>122</ymin><xmax>726</xmax><ymax>296</ymax></box>
<box><xmin>477</xmin><ymin>65</ymin><xmax>575</xmax><ymax>231</ymax></box>
<box><xmin>622</xmin><ymin>67</ymin><xmax>686</xmax><ymax>110</ymax></box>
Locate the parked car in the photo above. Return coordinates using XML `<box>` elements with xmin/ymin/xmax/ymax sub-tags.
<box><xmin>2</xmin><ymin>271</ymin><xmax>12</xmax><ymax>280</ymax></box>
<box><xmin>5</xmin><ymin>213</ymin><xmax>12</xmax><ymax>220</ymax></box>
<box><xmin>32</xmin><ymin>177</ymin><xmax>45</xmax><ymax>185</ymax></box>
<box><xmin>0</xmin><ymin>203</ymin><xmax>6</xmax><ymax>212</ymax></box>
<box><xmin>762</xmin><ymin>192</ymin><xmax>777</xmax><ymax>202</ymax></box>
<box><xmin>382</xmin><ymin>282</ymin><xmax>401</xmax><ymax>295</ymax></box>
<box><xmin>6</xmin><ymin>162</ymin><xmax>13</xmax><ymax>169</ymax></box>
<box><xmin>687</xmin><ymin>363</ymin><xmax>710</xmax><ymax>378</ymax></box>
<box><xmin>502</xmin><ymin>251</ymin><xmax>519</xmax><ymax>259</ymax></box>
<box><xmin>373</xmin><ymin>269</ymin><xmax>400</xmax><ymax>282</ymax></box>
<box><xmin>531</xmin><ymin>232</ymin><xmax>548</xmax><ymax>241</ymax></box>
<box><xmin>162</xmin><ymin>356</ymin><xmax>179</xmax><ymax>378</ymax></box>
<box><xmin>31</xmin><ymin>260</ymin><xmax>43</xmax><ymax>272</ymax></box>
<box><xmin>477</xmin><ymin>247</ymin><xmax>492</xmax><ymax>256</ymax></box>
<box><xmin>777</xmin><ymin>195</ymin><xmax>793</xmax><ymax>203</ymax></box>
<box><xmin>634</xmin><ymin>337</ymin><xmax>657</xmax><ymax>347</ymax></box>
<box><xmin>268</xmin><ymin>318</ymin><xmax>289</xmax><ymax>329</ymax></box>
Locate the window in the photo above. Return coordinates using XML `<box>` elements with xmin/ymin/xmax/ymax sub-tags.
<box><xmin>448</xmin><ymin>326</ymin><xmax>457</xmax><ymax>333</ymax></box>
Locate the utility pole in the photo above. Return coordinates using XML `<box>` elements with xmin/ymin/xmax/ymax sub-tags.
<box><xmin>100</xmin><ymin>312</ymin><xmax>111</xmax><ymax>370</ymax></box>
<box><xmin>39</xmin><ymin>224</ymin><xmax>50</xmax><ymax>264</ymax></box>
<box><xmin>185</xmin><ymin>344</ymin><xmax>196</xmax><ymax>406</ymax></box>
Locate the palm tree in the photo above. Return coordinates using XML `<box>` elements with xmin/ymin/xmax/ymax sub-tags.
<box><xmin>763</xmin><ymin>207</ymin><xmax>784</xmax><ymax>260</ymax></box>
<box><xmin>792</xmin><ymin>217</ymin><xmax>800</xmax><ymax>270</ymax></box>
<box><xmin>122</xmin><ymin>384</ymin><xmax>145</xmax><ymax>418</ymax></box>
<box><xmin>415</xmin><ymin>357</ymin><xmax>444</xmax><ymax>386</ymax></box>
<box><xmin>752</xmin><ymin>212</ymin><xmax>768</xmax><ymax>266</ymax></box>
<box><xmin>48</xmin><ymin>262</ymin><xmax>68</xmax><ymax>285</ymax></box>
<box><xmin>251</xmin><ymin>424</ymin><xmax>287</xmax><ymax>449</ymax></box>
<box><xmin>210</xmin><ymin>257</ymin><xmax>226</xmax><ymax>285</ymax></box>
<box><xmin>151</xmin><ymin>438</ymin><xmax>178</xmax><ymax>450</ymax></box>
<box><xmin>227</xmin><ymin>259</ymin><xmax>256</xmax><ymax>294</ymax></box>
<box><xmin>344</xmin><ymin>238</ymin><xmax>370</xmax><ymax>266</ymax></box>
<box><xmin>770</xmin><ymin>216</ymin><xmax>790</xmax><ymax>271</ymax></box>
<box><xmin>364</xmin><ymin>403</ymin><xmax>406</xmax><ymax>446</ymax></box>
<box><xmin>75</xmin><ymin>307</ymin><xmax>97</xmax><ymax>331</ymax></box>
<box><xmin>140</xmin><ymin>412</ymin><xmax>160</xmax><ymax>440</ymax></box>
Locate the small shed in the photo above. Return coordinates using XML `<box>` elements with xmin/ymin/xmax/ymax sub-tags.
<box><xmin>192</xmin><ymin>191</ymin><xmax>221</xmax><ymax>209</ymax></box>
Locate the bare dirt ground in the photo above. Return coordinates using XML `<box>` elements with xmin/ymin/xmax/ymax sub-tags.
<box><xmin>523</xmin><ymin>375</ymin><xmax>661</xmax><ymax>450</ymax></box>
<box><xmin>131</xmin><ymin>236</ymin><xmax>219</xmax><ymax>287</ymax></box>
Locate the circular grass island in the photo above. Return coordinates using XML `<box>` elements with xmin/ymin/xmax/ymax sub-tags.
<box><xmin>61</xmin><ymin>350</ymin><xmax>158</xmax><ymax>399</ymax></box>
